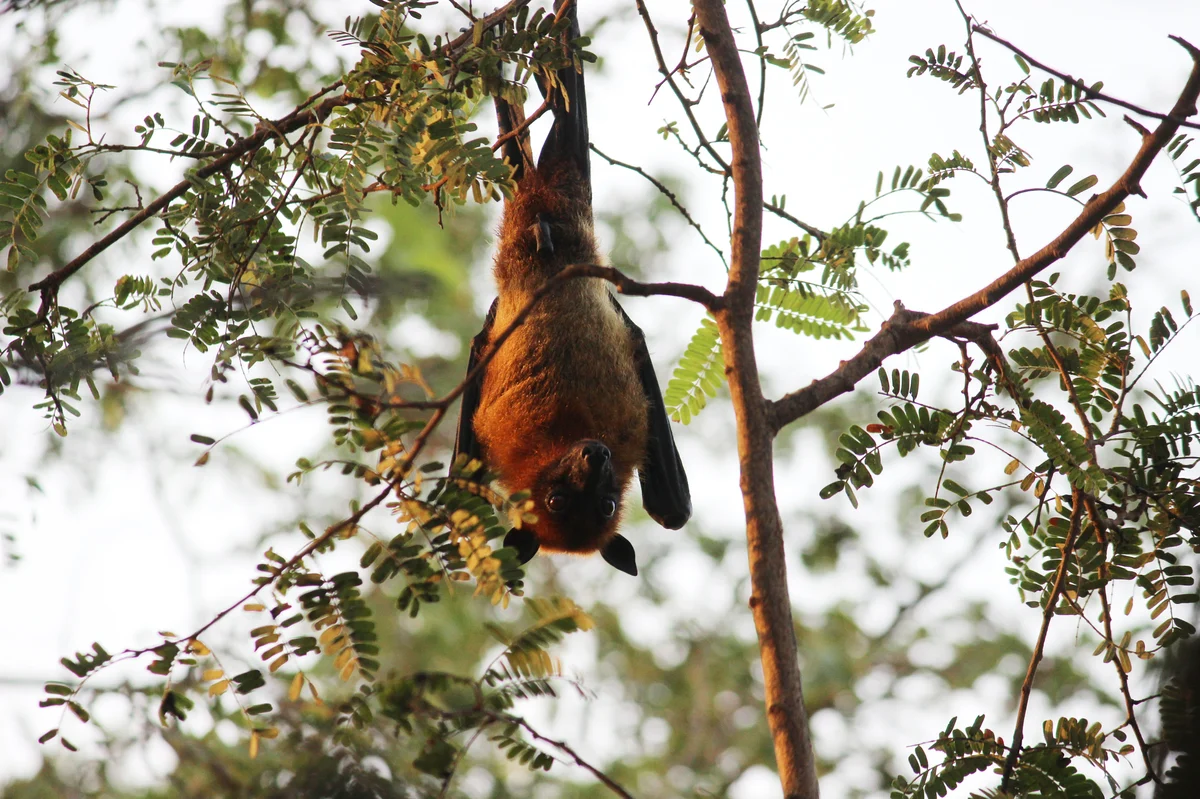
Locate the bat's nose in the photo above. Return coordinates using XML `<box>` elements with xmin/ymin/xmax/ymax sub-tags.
<box><xmin>581</xmin><ymin>441</ymin><xmax>610</xmax><ymax>467</ymax></box>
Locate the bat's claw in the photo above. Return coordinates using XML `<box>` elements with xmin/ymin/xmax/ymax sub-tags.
<box><xmin>529</xmin><ymin>214</ymin><xmax>554</xmax><ymax>254</ymax></box>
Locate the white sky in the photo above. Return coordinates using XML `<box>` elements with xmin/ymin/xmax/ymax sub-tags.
<box><xmin>3</xmin><ymin>1</ymin><xmax>1200</xmax><ymax>797</ymax></box>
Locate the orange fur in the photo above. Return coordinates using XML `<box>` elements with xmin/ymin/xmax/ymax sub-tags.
<box><xmin>473</xmin><ymin>165</ymin><xmax>648</xmax><ymax>554</ymax></box>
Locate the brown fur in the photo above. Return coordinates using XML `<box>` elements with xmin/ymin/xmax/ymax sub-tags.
<box><xmin>473</xmin><ymin>165</ymin><xmax>649</xmax><ymax>554</ymax></box>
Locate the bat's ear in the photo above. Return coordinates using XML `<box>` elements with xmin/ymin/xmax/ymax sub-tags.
<box><xmin>504</xmin><ymin>528</ymin><xmax>540</xmax><ymax>564</ymax></box>
<box><xmin>601</xmin><ymin>535</ymin><xmax>638</xmax><ymax>576</ymax></box>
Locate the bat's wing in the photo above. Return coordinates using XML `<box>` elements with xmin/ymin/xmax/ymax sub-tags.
<box><xmin>611</xmin><ymin>297</ymin><xmax>692</xmax><ymax>530</ymax></box>
<box><xmin>455</xmin><ymin>301</ymin><xmax>543</xmax><ymax>567</ymax></box>
<box><xmin>453</xmin><ymin>299</ymin><xmax>497</xmax><ymax>466</ymax></box>
<box><xmin>535</xmin><ymin>0</ymin><xmax>590</xmax><ymax>189</ymax></box>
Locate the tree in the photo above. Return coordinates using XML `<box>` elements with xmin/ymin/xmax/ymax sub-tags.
<box><xmin>3</xmin><ymin>1</ymin><xmax>1200</xmax><ymax>797</ymax></box>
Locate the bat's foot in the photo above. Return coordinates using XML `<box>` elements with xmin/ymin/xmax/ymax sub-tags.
<box><xmin>529</xmin><ymin>213</ymin><xmax>554</xmax><ymax>254</ymax></box>
<box><xmin>601</xmin><ymin>534</ymin><xmax>638</xmax><ymax>576</ymax></box>
<box><xmin>504</xmin><ymin>527</ymin><xmax>541</xmax><ymax>564</ymax></box>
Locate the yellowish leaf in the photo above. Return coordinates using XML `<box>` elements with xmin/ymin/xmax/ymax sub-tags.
<box><xmin>319</xmin><ymin>625</ymin><xmax>344</xmax><ymax>647</ymax></box>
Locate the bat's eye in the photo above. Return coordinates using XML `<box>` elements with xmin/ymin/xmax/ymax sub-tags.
<box><xmin>599</xmin><ymin>498</ymin><xmax>617</xmax><ymax>519</ymax></box>
<box><xmin>547</xmin><ymin>493</ymin><xmax>570</xmax><ymax>514</ymax></box>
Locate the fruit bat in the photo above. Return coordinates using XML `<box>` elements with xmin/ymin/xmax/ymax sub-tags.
<box><xmin>453</xmin><ymin>0</ymin><xmax>690</xmax><ymax>576</ymax></box>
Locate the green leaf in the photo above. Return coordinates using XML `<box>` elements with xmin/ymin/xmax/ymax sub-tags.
<box><xmin>1046</xmin><ymin>164</ymin><xmax>1073</xmax><ymax>189</ymax></box>
<box><xmin>1065</xmin><ymin>174</ymin><xmax>1098</xmax><ymax>197</ymax></box>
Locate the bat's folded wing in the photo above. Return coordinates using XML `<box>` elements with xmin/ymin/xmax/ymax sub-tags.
<box><xmin>612</xmin><ymin>298</ymin><xmax>692</xmax><ymax>529</ymax></box>
<box><xmin>453</xmin><ymin>299</ymin><xmax>498</xmax><ymax>466</ymax></box>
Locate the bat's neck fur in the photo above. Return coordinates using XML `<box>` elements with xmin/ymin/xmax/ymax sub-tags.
<box><xmin>493</xmin><ymin>164</ymin><xmax>596</xmax><ymax>296</ymax></box>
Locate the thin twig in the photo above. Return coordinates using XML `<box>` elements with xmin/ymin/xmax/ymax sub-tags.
<box><xmin>635</xmin><ymin>0</ymin><xmax>730</xmax><ymax>174</ymax></box>
<box><xmin>1000</xmin><ymin>489</ymin><xmax>1085</xmax><ymax>790</ymax></box>
<box><xmin>745</xmin><ymin>0</ymin><xmax>768</xmax><ymax>128</ymax></box>
<box><xmin>763</xmin><ymin>201</ymin><xmax>825</xmax><ymax>241</ymax></box>
<box><xmin>512</xmin><ymin>716</ymin><xmax>634</xmax><ymax>799</ymax></box>
<box><xmin>956</xmin><ymin>2</ymin><xmax>1022</xmax><ymax>265</ymax></box>
<box><xmin>589</xmin><ymin>143</ymin><xmax>728</xmax><ymax>266</ymax></box>
<box><xmin>1086</xmin><ymin>497</ymin><xmax>1159</xmax><ymax>783</ymax></box>
<box><xmin>491</xmin><ymin>99</ymin><xmax>551</xmax><ymax>152</ymax></box>
<box><xmin>974</xmin><ymin>26</ymin><xmax>1200</xmax><ymax>132</ymax></box>
<box><xmin>447</xmin><ymin>0</ymin><xmax>477</xmax><ymax>21</ymax></box>
<box><xmin>432</xmin><ymin>704</ymin><xmax>634</xmax><ymax>799</ymax></box>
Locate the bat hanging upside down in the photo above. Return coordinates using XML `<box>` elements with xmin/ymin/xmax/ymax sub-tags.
<box><xmin>453</xmin><ymin>0</ymin><xmax>691</xmax><ymax>576</ymax></box>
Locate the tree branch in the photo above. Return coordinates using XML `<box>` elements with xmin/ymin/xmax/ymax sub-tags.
<box><xmin>692</xmin><ymin>1</ymin><xmax>819</xmax><ymax>797</ymax></box>
<box><xmin>769</xmin><ymin>36</ymin><xmax>1200</xmax><ymax>433</ymax></box>
<box><xmin>1000</xmin><ymin>489</ymin><xmax>1084</xmax><ymax>790</ymax></box>
<box><xmin>258</xmin><ymin>263</ymin><xmax>718</xmax><ymax>421</ymax></box>
<box><xmin>491</xmin><ymin>98</ymin><xmax>551</xmax><ymax>152</ymax></box>
<box><xmin>974</xmin><ymin>26</ymin><xmax>1200</xmax><ymax>132</ymax></box>
<box><xmin>589</xmin><ymin>143</ymin><xmax>728</xmax><ymax>267</ymax></box>
<box><xmin>23</xmin><ymin>0</ymin><xmax>535</xmax><ymax>320</ymax></box>
<box><xmin>510</xmin><ymin>716</ymin><xmax>635</xmax><ymax>799</ymax></box>
<box><xmin>636</xmin><ymin>0</ymin><xmax>731</xmax><ymax>174</ymax></box>
<box><xmin>764</xmin><ymin>201</ymin><xmax>826</xmax><ymax>241</ymax></box>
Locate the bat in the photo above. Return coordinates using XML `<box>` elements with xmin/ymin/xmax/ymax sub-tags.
<box><xmin>453</xmin><ymin>0</ymin><xmax>690</xmax><ymax>576</ymax></box>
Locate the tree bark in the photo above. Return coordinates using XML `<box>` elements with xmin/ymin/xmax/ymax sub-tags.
<box><xmin>691</xmin><ymin>2</ymin><xmax>819</xmax><ymax>796</ymax></box>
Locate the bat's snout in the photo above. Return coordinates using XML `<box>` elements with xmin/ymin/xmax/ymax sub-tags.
<box><xmin>566</xmin><ymin>439</ymin><xmax>614</xmax><ymax>491</ymax></box>
<box><xmin>581</xmin><ymin>441</ymin><xmax>610</xmax><ymax>468</ymax></box>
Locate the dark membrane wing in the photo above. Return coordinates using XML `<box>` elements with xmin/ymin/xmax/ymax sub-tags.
<box><xmin>453</xmin><ymin>299</ymin><xmax>498</xmax><ymax>466</ymax></box>
<box><xmin>535</xmin><ymin>0</ymin><xmax>590</xmax><ymax>185</ymax></box>
<box><xmin>611</xmin><ymin>298</ymin><xmax>692</xmax><ymax>529</ymax></box>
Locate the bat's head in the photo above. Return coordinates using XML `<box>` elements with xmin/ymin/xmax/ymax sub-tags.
<box><xmin>529</xmin><ymin>439</ymin><xmax>622</xmax><ymax>551</ymax></box>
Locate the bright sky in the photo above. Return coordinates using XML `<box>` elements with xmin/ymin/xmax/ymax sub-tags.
<box><xmin>3</xmin><ymin>1</ymin><xmax>1200</xmax><ymax>797</ymax></box>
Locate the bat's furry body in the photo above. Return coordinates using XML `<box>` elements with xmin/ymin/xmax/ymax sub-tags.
<box><xmin>454</xmin><ymin>1</ymin><xmax>689</xmax><ymax>575</ymax></box>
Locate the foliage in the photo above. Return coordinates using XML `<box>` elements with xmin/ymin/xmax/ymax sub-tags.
<box><xmin>823</xmin><ymin>21</ymin><xmax>1200</xmax><ymax>796</ymax></box>
<box><xmin>3</xmin><ymin>1</ymin><xmax>1200</xmax><ymax>798</ymax></box>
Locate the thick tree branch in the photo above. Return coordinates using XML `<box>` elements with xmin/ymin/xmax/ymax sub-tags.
<box><xmin>692</xmin><ymin>2</ymin><xmax>818</xmax><ymax>797</ymax></box>
<box><xmin>769</xmin><ymin>36</ymin><xmax>1200</xmax><ymax>433</ymax></box>
<box><xmin>491</xmin><ymin>98</ymin><xmax>551</xmax><ymax>152</ymax></box>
